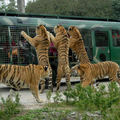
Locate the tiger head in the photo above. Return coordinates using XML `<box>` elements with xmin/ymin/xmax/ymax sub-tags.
<box><xmin>68</xmin><ymin>26</ymin><xmax>83</xmax><ymax>48</ymax></box>
<box><xmin>68</xmin><ymin>26</ymin><xmax>81</xmax><ymax>38</ymax></box>
<box><xmin>37</xmin><ymin>65</ymin><xmax>50</xmax><ymax>78</ymax></box>
<box><xmin>54</xmin><ymin>25</ymin><xmax>67</xmax><ymax>35</ymax></box>
<box><xmin>76</xmin><ymin>64</ymin><xmax>88</xmax><ymax>76</ymax></box>
<box><xmin>36</xmin><ymin>25</ymin><xmax>47</xmax><ymax>36</ymax></box>
<box><xmin>70</xmin><ymin>64</ymin><xmax>88</xmax><ymax>76</ymax></box>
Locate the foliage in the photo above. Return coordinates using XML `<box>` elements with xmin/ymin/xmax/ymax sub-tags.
<box><xmin>14</xmin><ymin>107</ymin><xmax>74</xmax><ymax>120</ymax></box>
<box><xmin>112</xmin><ymin>0</ymin><xmax>120</xmax><ymax>19</ymax></box>
<box><xmin>1</xmin><ymin>82</ymin><xmax>120</xmax><ymax>119</ymax></box>
<box><xmin>0</xmin><ymin>93</ymin><xmax>21</xmax><ymax>120</ymax></box>
<box><xmin>53</xmin><ymin>91</ymin><xmax>63</xmax><ymax>103</ymax></box>
<box><xmin>46</xmin><ymin>90</ymin><xmax>52</xmax><ymax>103</ymax></box>
<box><xmin>0</xmin><ymin>0</ymin><xmax>18</xmax><ymax>12</ymax></box>
<box><xmin>63</xmin><ymin>82</ymin><xmax>120</xmax><ymax>117</ymax></box>
<box><xmin>25</xmin><ymin>0</ymin><xmax>114</xmax><ymax>18</ymax></box>
<box><xmin>13</xmin><ymin>81</ymin><xmax>120</xmax><ymax>119</ymax></box>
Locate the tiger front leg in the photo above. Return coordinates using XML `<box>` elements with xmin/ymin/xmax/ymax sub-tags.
<box><xmin>39</xmin><ymin>79</ymin><xmax>45</xmax><ymax>93</ymax></box>
<box><xmin>81</xmin><ymin>76</ymin><xmax>92</xmax><ymax>88</ymax></box>
<box><xmin>21</xmin><ymin>31</ymin><xmax>35</xmax><ymax>47</ymax></box>
<box><xmin>7</xmin><ymin>88</ymin><xmax>18</xmax><ymax>101</ymax></box>
<box><xmin>30</xmin><ymin>84</ymin><xmax>43</xmax><ymax>103</ymax></box>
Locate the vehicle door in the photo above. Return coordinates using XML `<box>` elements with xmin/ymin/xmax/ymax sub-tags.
<box><xmin>110</xmin><ymin>30</ymin><xmax>120</xmax><ymax>65</ymax></box>
<box><xmin>92</xmin><ymin>29</ymin><xmax>110</xmax><ymax>63</ymax></box>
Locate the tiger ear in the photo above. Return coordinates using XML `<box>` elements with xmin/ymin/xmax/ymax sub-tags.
<box><xmin>68</xmin><ymin>27</ymin><xmax>72</xmax><ymax>31</ymax></box>
<box><xmin>74</xmin><ymin>27</ymin><xmax>80</xmax><ymax>38</ymax></box>
<box><xmin>45</xmin><ymin>65</ymin><xmax>48</xmax><ymax>71</ymax></box>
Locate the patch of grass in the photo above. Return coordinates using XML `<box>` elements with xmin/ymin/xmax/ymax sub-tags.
<box><xmin>1</xmin><ymin>82</ymin><xmax>120</xmax><ymax>120</ymax></box>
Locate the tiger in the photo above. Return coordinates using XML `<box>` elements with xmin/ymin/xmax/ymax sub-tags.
<box><xmin>68</xmin><ymin>26</ymin><xmax>90</xmax><ymax>64</ymax></box>
<box><xmin>21</xmin><ymin>25</ymin><xmax>53</xmax><ymax>93</ymax></box>
<box><xmin>0</xmin><ymin>64</ymin><xmax>50</xmax><ymax>103</ymax></box>
<box><xmin>49</xmin><ymin>25</ymin><xmax>71</xmax><ymax>91</ymax></box>
<box><xmin>71</xmin><ymin>61</ymin><xmax>120</xmax><ymax>88</ymax></box>
<box><xmin>68</xmin><ymin>26</ymin><xmax>91</xmax><ymax>82</ymax></box>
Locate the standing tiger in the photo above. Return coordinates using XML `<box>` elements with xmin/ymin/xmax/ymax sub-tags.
<box><xmin>68</xmin><ymin>26</ymin><xmax>91</xmax><ymax>83</ymax></box>
<box><xmin>68</xmin><ymin>26</ymin><xmax>90</xmax><ymax>64</ymax></box>
<box><xmin>49</xmin><ymin>25</ymin><xmax>71</xmax><ymax>91</ymax></box>
<box><xmin>71</xmin><ymin>61</ymin><xmax>120</xmax><ymax>88</ymax></box>
<box><xmin>0</xmin><ymin>64</ymin><xmax>50</xmax><ymax>102</ymax></box>
<box><xmin>21</xmin><ymin>25</ymin><xmax>53</xmax><ymax>93</ymax></box>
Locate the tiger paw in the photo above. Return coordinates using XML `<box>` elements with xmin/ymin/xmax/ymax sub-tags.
<box><xmin>48</xmin><ymin>85</ymin><xmax>53</xmax><ymax>92</ymax></box>
<box><xmin>55</xmin><ymin>89</ymin><xmax>58</xmax><ymax>92</ymax></box>
<box><xmin>21</xmin><ymin>31</ymin><xmax>25</xmax><ymax>36</ymax></box>
<box><xmin>36</xmin><ymin>99</ymin><xmax>43</xmax><ymax>103</ymax></box>
<box><xmin>39</xmin><ymin>90</ymin><xmax>43</xmax><ymax>94</ymax></box>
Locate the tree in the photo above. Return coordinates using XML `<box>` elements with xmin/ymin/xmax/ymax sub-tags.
<box><xmin>0</xmin><ymin>0</ymin><xmax>18</xmax><ymax>12</ymax></box>
<box><xmin>112</xmin><ymin>0</ymin><xmax>120</xmax><ymax>19</ymax></box>
<box><xmin>25</xmin><ymin>0</ymin><xmax>113</xmax><ymax>18</ymax></box>
<box><xmin>25</xmin><ymin>0</ymin><xmax>77</xmax><ymax>15</ymax></box>
<box><xmin>75</xmin><ymin>0</ymin><xmax>113</xmax><ymax>18</ymax></box>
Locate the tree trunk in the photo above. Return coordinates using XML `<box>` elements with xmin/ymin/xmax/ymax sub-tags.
<box><xmin>17</xmin><ymin>0</ymin><xmax>25</xmax><ymax>13</ymax></box>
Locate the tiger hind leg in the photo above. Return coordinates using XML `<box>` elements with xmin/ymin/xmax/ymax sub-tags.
<box><xmin>64</xmin><ymin>66</ymin><xmax>71</xmax><ymax>91</ymax></box>
<box><xmin>48</xmin><ymin>67</ymin><xmax>53</xmax><ymax>92</ymax></box>
<box><xmin>30</xmin><ymin>84</ymin><xmax>43</xmax><ymax>103</ymax></box>
<box><xmin>109</xmin><ymin>74</ymin><xmax>120</xmax><ymax>86</ymax></box>
<box><xmin>55</xmin><ymin>65</ymin><xmax>63</xmax><ymax>92</ymax></box>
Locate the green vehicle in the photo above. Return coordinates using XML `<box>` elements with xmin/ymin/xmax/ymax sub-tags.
<box><xmin>0</xmin><ymin>12</ymin><xmax>120</xmax><ymax>84</ymax></box>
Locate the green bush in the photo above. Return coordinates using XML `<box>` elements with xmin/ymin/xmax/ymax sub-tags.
<box><xmin>0</xmin><ymin>93</ymin><xmax>21</xmax><ymax>120</ymax></box>
<box><xmin>63</xmin><ymin>82</ymin><xmax>120</xmax><ymax>116</ymax></box>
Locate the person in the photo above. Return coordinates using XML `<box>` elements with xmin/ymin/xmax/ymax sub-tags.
<box><xmin>3</xmin><ymin>36</ymin><xmax>18</xmax><ymax>64</ymax></box>
<box><xmin>19</xmin><ymin>36</ymin><xmax>35</xmax><ymax>64</ymax></box>
<box><xmin>49</xmin><ymin>42</ymin><xmax>57</xmax><ymax>56</ymax></box>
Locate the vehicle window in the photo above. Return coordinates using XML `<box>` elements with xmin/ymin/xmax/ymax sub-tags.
<box><xmin>112</xmin><ymin>30</ymin><xmax>120</xmax><ymax>46</ymax></box>
<box><xmin>80</xmin><ymin>29</ymin><xmax>93</xmax><ymax>61</ymax></box>
<box><xmin>95</xmin><ymin>31</ymin><xmax>108</xmax><ymax>47</ymax></box>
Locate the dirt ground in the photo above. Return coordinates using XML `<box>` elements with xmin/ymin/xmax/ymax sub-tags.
<box><xmin>0</xmin><ymin>78</ymin><xmax>110</xmax><ymax>110</ymax></box>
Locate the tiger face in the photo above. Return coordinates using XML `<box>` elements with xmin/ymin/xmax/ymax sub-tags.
<box><xmin>71</xmin><ymin>64</ymin><xmax>88</xmax><ymax>76</ymax></box>
<box><xmin>37</xmin><ymin>65</ymin><xmax>50</xmax><ymax>78</ymax></box>
<box><xmin>54</xmin><ymin>25</ymin><xmax>67</xmax><ymax>35</ymax></box>
<box><xmin>36</xmin><ymin>25</ymin><xmax>47</xmax><ymax>36</ymax></box>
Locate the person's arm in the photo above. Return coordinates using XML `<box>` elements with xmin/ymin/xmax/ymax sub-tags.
<box><xmin>19</xmin><ymin>41</ymin><xmax>28</xmax><ymax>50</ymax></box>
